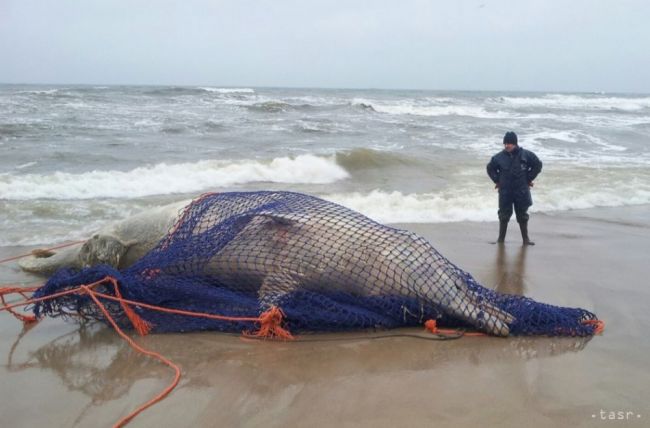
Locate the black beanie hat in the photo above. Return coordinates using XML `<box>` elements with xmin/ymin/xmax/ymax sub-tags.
<box><xmin>503</xmin><ymin>131</ymin><xmax>518</xmax><ymax>145</ymax></box>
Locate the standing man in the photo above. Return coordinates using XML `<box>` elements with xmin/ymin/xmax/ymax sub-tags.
<box><xmin>487</xmin><ymin>132</ymin><xmax>542</xmax><ymax>245</ymax></box>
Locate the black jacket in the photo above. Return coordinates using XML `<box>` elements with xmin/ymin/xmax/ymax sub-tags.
<box><xmin>487</xmin><ymin>146</ymin><xmax>542</xmax><ymax>192</ymax></box>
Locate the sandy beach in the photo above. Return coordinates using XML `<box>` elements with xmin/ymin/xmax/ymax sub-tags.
<box><xmin>1</xmin><ymin>205</ymin><xmax>649</xmax><ymax>428</ymax></box>
<box><xmin>3</xmin><ymin>2</ymin><xmax>649</xmax><ymax>427</ymax></box>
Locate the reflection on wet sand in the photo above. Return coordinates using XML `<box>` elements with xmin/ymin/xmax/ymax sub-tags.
<box><xmin>6</xmin><ymin>323</ymin><xmax>592</xmax><ymax>406</ymax></box>
<box><xmin>7</xmin><ymin>324</ymin><xmax>164</xmax><ymax>403</ymax></box>
<box><xmin>492</xmin><ymin>244</ymin><xmax>528</xmax><ymax>295</ymax></box>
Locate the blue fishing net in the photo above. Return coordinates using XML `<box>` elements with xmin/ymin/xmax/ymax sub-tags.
<box><xmin>32</xmin><ymin>191</ymin><xmax>601</xmax><ymax>336</ymax></box>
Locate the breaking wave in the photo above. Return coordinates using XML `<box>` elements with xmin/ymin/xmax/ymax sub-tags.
<box><xmin>497</xmin><ymin>94</ymin><xmax>650</xmax><ymax>111</ymax></box>
<box><xmin>324</xmin><ymin>184</ymin><xmax>650</xmax><ymax>224</ymax></box>
<box><xmin>245</xmin><ymin>101</ymin><xmax>294</xmax><ymax>113</ymax></box>
<box><xmin>364</xmin><ymin>102</ymin><xmax>508</xmax><ymax>118</ymax></box>
<box><xmin>141</xmin><ymin>86</ymin><xmax>254</xmax><ymax>96</ymax></box>
<box><xmin>199</xmin><ymin>87</ymin><xmax>255</xmax><ymax>94</ymax></box>
<box><xmin>0</xmin><ymin>155</ymin><xmax>349</xmax><ymax>200</ymax></box>
<box><xmin>335</xmin><ymin>148</ymin><xmax>424</xmax><ymax>170</ymax></box>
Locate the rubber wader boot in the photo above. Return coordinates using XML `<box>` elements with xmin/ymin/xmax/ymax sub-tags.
<box><xmin>491</xmin><ymin>220</ymin><xmax>508</xmax><ymax>244</ymax></box>
<box><xmin>519</xmin><ymin>221</ymin><xmax>535</xmax><ymax>246</ymax></box>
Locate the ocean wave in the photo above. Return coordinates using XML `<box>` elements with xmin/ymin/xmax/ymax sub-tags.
<box><xmin>497</xmin><ymin>94</ymin><xmax>650</xmax><ymax>111</ymax></box>
<box><xmin>244</xmin><ymin>100</ymin><xmax>320</xmax><ymax>113</ymax></box>
<box><xmin>3</xmin><ymin>182</ymin><xmax>649</xmax><ymax>246</ymax></box>
<box><xmin>245</xmin><ymin>101</ymin><xmax>294</xmax><ymax>113</ymax></box>
<box><xmin>525</xmin><ymin>130</ymin><xmax>627</xmax><ymax>152</ymax></box>
<box><xmin>293</xmin><ymin>123</ymin><xmax>329</xmax><ymax>133</ymax></box>
<box><xmin>199</xmin><ymin>87</ymin><xmax>255</xmax><ymax>94</ymax></box>
<box><xmin>325</xmin><ymin>190</ymin><xmax>495</xmax><ymax>223</ymax></box>
<box><xmin>335</xmin><ymin>148</ymin><xmax>423</xmax><ymax>171</ymax></box>
<box><xmin>464</xmin><ymin>131</ymin><xmax>643</xmax><ymax>165</ymax></box>
<box><xmin>349</xmin><ymin>101</ymin><xmax>377</xmax><ymax>112</ymax></box>
<box><xmin>372</xmin><ymin>103</ymin><xmax>508</xmax><ymax>119</ymax></box>
<box><xmin>160</xmin><ymin>126</ymin><xmax>185</xmax><ymax>134</ymax></box>
<box><xmin>291</xmin><ymin>117</ymin><xmax>350</xmax><ymax>134</ymax></box>
<box><xmin>323</xmin><ymin>184</ymin><xmax>650</xmax><ymax>224</ymax></box>
<box><xmin>141</xmin><ymin>86</ymin><xmax>210</xmax><ymax>96</ymax></box>
<box><xmin>0</xmin><ymin>155</ymin><xmax>349</xmax><ymax>200</ymax></box>
<box><xmin>15</xmin><ymin>162</ymin><xmax>38</xmax><ymax>170</ymax></box>
<box><xmin>14</xmin><ymin>88</ymin><xmax>78</xmax><ymax>100</ymax></box>
<box><xmin>141</xmin><ymin>86</ymin><xmax>256</xmax><ymax>98</ymax></box>
<box><xmin>0</xmin><ymin>122</ymin><xmax>53</xmax><ymax>138</ymax></box>
<box><xmin>215</xmin><ymin>94</ymin><xmax>347</xmax><ymax>111</ymax></box>
<box><xmin>16</xmin><ymin>88</ymin><xmax>61</xmax><ymax>95</ymax></box>
<box><xmin>0</xmin><ymin>199</ymin><xmax>145</xmax><ymax>246</ymax></box>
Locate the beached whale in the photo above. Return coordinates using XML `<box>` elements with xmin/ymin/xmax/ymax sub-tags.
<box><xmin>21</xmin><ymin>192</ymin><xmax>513</xmax><ymax>336</ymax></box>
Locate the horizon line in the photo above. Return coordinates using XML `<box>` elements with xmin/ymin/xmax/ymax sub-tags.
<box><xmin>1</xmin><ymin>81</ymin><xmax>648</xmax><ymax>96</ymax></box>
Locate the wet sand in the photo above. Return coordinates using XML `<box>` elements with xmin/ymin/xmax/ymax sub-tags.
<box><xmin>1</xmin><ymin>205</ymin><xmax>649</xmax><ymax>427</ymax></box>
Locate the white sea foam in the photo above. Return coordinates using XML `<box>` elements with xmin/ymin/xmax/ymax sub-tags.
<box><xmin>464</xmin><ymin>131</ymin><xmax>642</xmax><ymax>165</ymax></box>
<box><xmin>15</xmin><ymin>162</ymin><xmax>37</xmax><ymax>170</ymax></box>
<box><xmin>537</xmin><ymin>187</ymin><xmax>650</xmax><ymax>212</ymax></box>
<box><xmin>323</xmin><ymin>183</ymin><xmax>650</xmax><ymax>224</ymax></box>
<box><xmin>498</xmin><ymin>94</ymin><xmax>650</xmax><ymax>111</ymax></box>
<box><xmin>63</xmin><ymin>102</ymin><xmax>92</xmax><ymax>109</ymax></box>
<box><xmin>199</xmin><ymin>87</ymin><xmax>255</xmax><ymax>94</ymax></box>
<box><xmin>371</xmin><ymin>102</ymin><xmax>508</xmax><ymax>119</ymax></box>
<box><xmin>0</xmin><ymin>199</ymin><xmax>141</xmax><ymax>246</ymax></box>
<box><xmin>133</xmin><ymin>119</ymin><xmax>163</xmax><ymax>128</ymax></box>
<box><xmin>325</xmin><ymin>189</ymin><xmax>496</xmax><ymax>223</ymax></box>
<box><xmin>0</xmin><ymin>155</ymin><xmax>349</xmax><ymax>200</ymax></box>
<box><xmin>17</xmin><ymin>89</ymin><xmax>60</xmax><ymax>95</ymax></box>
<box><xmin>527</xmin><ymin>130</ymin><xmax>627</xmax><ymax>152</ymax></box>
<box><xmin>284</xmin><ymin>95</ymin><xmax>340</xmax><ymax>106</ymax></box>
<box><xmin>3</xmin><ymin>181</ymin><xmax>650</xmax><ymax>246</ymax></box>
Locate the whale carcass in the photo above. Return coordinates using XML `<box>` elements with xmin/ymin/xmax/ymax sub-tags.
<box><xmin>26</xmin><ymin>191</ymin><xmax>602</xmax><ymax>337</ymax></box>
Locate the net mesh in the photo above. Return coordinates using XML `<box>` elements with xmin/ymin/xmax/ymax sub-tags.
<box><xmin>33</xmin><ymin>191</ymin><xmax>600</xmax><ymax>336</ymax></box>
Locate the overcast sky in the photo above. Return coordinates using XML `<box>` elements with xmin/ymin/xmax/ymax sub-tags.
<box><xmin>1</xmin><ymin>0</ymin><xmax>648</xmax><ymax>92</ymax></box>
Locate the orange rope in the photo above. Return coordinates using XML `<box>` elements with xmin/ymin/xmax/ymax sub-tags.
<box><xmin>244</xmin><ymin>306</ymin><xmax>294</xmax><ymax>340</ymax></box>
<box><xmin>0</xmin><ymin>240</ymin><xmax>85</xmax><ymax>265</ymax></box>
<box><xmin>80</xmin><ymin>284</ymin><xmax>181</xmax><ymax>428</ymax></box>
<box><xmin>0</xmin><ymin>277</ymin><xmax>288</xmax><ymax>335</ymax></box>
<box><xmin>582</xmin><ymin>318</ymin><xmax>606</xmax><ymax>334</ymax></box>
<box><xmin>87</xmin><ymin>287</ymin><xmax>290</xmax><ymax>339</ymax></box>
<box><xmin>0</xmin><ymin>279</ymin><xmax>109</xmax><ymax>312</ymax></box>
<box><xmin>424</xmin><ymin>319</ymin><xmax>488</xmax><ymax>337</ymax></box>
<box><xmin>0</xmin><ymin>287</ymin><xmax>38</xmax><ymax>324</ymax></box>
<box><xmin>0</xmin><ymin>285</ymin><xmax>42</xmax><ymax>295</ymax></box>
<box><xmin>1</xmin><ymin>276</ymin><xmax>604</xmax><ymax>426</ymax></box>
<box><xmin>0</xmin><ymin>275</ymin><xmax>293</xmax><ymax>427</ymax></box>
<box><xmin>108</xmin><ymin>277</ymin><xmax>153</xmax><ymax>336</ymax></box>
<box><xmin>90</xmin><ymin>290</ymin><xmax>262</xmax><ymax>324</ymax></box>
<box><xmin>425</xmin><ymin>318</ymin><xmax>605</xmax><ymax>337</ymax></box>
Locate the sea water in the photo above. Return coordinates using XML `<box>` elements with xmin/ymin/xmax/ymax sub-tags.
<box><xmin>1</xmin><ymin>85</ymin><xmax>649</xmax><ymax>246</ymax></box>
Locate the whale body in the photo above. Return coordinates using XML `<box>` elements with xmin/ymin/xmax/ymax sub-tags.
<box><xmin>22</xmin><ymin>192</ymin><xmax>514</xmax><ymax>336</ymax></box>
